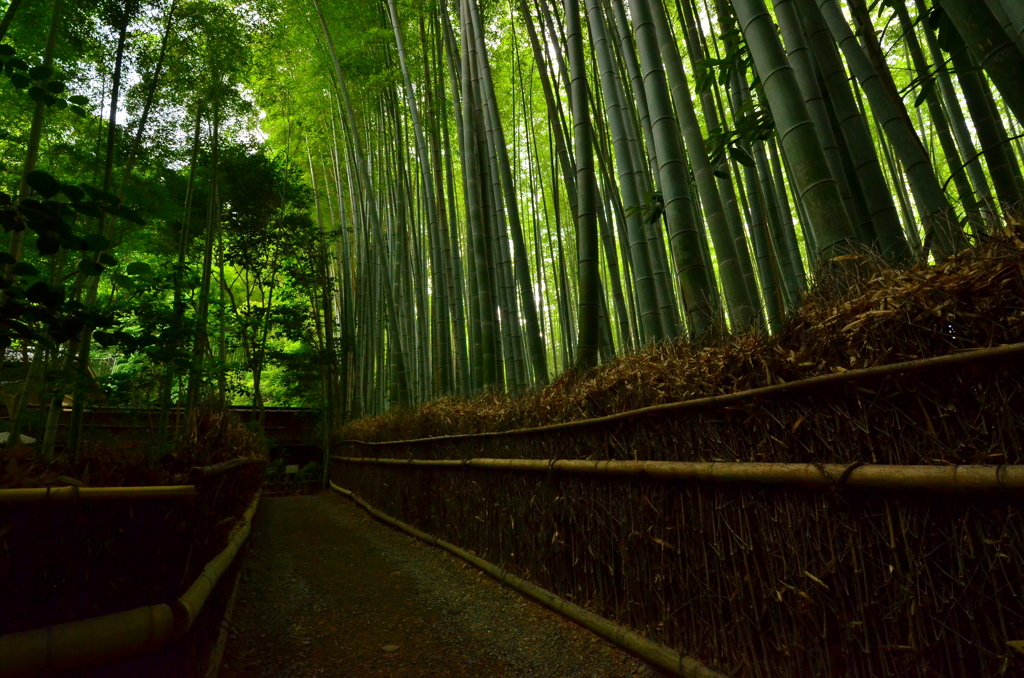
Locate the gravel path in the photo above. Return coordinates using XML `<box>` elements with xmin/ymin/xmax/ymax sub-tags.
<box><xmin>220</xmin><ymin>492</ymin><xmax>658</xmax><ymax>678</ymax></box>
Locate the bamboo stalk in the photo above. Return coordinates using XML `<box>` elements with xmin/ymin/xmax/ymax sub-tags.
<box><xmin>331</xmin><ymin>456</ymin><xmax>1024</xmax><ymax>493</ymax></box>
<box><xmin>0</xmin><ymin>485</ymin><xmax>196</xmax><ymax>503</ymax></box>
<box><xmin>0</xmin><ymin>490</ymin><xmax>261</xmax><ymax>676</ymax></box>
<box><xmin>337</xmin><ymin>342</ymin><xmax>1024</xmax><ymax>446</ymax></box>
<box><xmin>328</xmin><ymin>480</ymin><xmax>724</xmax><ymax>678</ymax></box>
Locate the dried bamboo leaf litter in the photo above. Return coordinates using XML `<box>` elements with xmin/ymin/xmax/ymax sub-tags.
<box><xmin>341</xmin><ymin>233</ymin><xmax>1024</xmax><ymax>445</ymax></box>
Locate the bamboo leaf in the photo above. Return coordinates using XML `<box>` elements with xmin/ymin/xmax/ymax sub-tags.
<box><xmin>913</xmin><ymin>77</ymin><xmax>935</xmax><ymax>107</ymax></box>
<box><xmin>728</xmin><ymin>145</ymin><xmax>756</xmax><ymax>168</ymax></box>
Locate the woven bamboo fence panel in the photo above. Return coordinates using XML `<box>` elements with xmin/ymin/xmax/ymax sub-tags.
<box><xmin>333</xmin><ymin>359</ymin><xmax>1024</xmax><ymax>677</ymax></box>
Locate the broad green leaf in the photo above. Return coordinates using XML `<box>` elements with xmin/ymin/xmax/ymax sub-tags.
<box><xmin>59</xmin><ymin>183</ymin><xmax>84</xmax><ymax>202</ymax></box>
<box><xmin>35</xmin><ymin>234</ymin><xmax>60</xmax><ymax>255</ymax></box>
<box><xmin>106</xmin><ymin>205</ymin><xmax>145</xmax><ymax>225</ymax></box>
<box><xmin>45</xmin><ymin>80</ymin><xmax>64</xmax><ymax>93</ymax></box>
<box><xmin>78</xmin><ymin>259</ymin><xmax>103</xmax><ymax>276</ymax></box>
<box><xmin>12</xmin><ymin>262</ymin><xmax>39</xmax><ymax>276</ymax></box>
<box><xmin>71</xmin><ymin>201</ymin><xmax>102</xmax><ymax>218</ymax></box>
<box><xmin>25</xmin><ymin>281</ymin><xmax>53</xmax><ymax>305</ymax></box>
<box><xmin>99</xmin><ymin>253</ymin><xmax>118</xmax><ymax>266</ymax></box>
<box><xmin>93</xmin><ymin>330</ymin><xmax>116</xmax><ymax>347</ymax></box>
<box><xmin>68</xmin><ymin>95</ymin><xmax>88</xmax><ymax>106</ymax></box>
<box><xmin>112</xmin><ymin>330</ymin><xmax>134</xmax><ymax>345</ymax></box>
<box><xmin>26</xmin><ymin>170</ymin><xmax>60</xmax><ymax>199</ymax></box>
<box><xmin>126</xmin><ymin>261</ymin><xmax>152</xmax><ymax>276</ymax></box>
<box><xmin>9</xmin><ymin>72</ymin><xmax>29</xmax><ymax>88</ymax></box>
<box><xmin>82</xmin><ymin>184</ymin><xmax>120</xmax><ymax>206</ymax></box>
<box><xmin>28</xmin><ymin>65</ymin><xmax>51</xmax><ymax>80</ymax></box>
<box><xmin>82</xmin><ymin>233</ymin><xmax>111</xmax><ymax>251</ymax></box>
<box><xmin>936</xmin><ymin>11</ymin><xmax>964</xmax><ymax>53</ymax></box>
<box><xmin>115</xmin><ymin>206</ymin><xmax>145</xmax><ymax>225</ymax></box>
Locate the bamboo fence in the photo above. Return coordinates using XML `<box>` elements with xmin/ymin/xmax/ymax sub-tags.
<box><xmin>331</xmin><ymin>345</ymin><xmax>1024</xmax><ymax>677</ymax></box>
<box><xmin>0</xmin><ymin>491</ymin><xmax>261</xmax><ymax>676</ymax></box>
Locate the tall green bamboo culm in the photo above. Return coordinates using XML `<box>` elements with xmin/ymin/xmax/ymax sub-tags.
<box><xmin>730</xmin><ymin>0</ymin><xmax>857</xmax><ymax>260</ymax></box>
<box><xmin>630</xmin><ymin>0</ymin><xmax>716</xmax><ymax>340</ymax></box>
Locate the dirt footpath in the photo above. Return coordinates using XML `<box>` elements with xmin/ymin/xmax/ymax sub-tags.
<box><xmin>220</xmin><ymin>492</ymin><xmax>657</xmax><ymax>678</ymax></box>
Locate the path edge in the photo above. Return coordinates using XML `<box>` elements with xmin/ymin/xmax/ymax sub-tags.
<box><xmin>329</xmin><ymin>481</ymin><xmax>727</xmax><ymax>678</ymax></box>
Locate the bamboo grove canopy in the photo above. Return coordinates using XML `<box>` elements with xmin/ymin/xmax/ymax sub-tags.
<box><xmin>0</xmin><ymin>0</ymin><xmax>1023</xmax><ymax>441</ymax></box>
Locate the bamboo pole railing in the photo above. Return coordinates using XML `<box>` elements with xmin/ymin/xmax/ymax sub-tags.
<box><xmin>0</xmin><ymin>485</ymin><xmax>196</xmax><ymax>503</ymax></box>
<box><xmin>331</xmin><ymin>456</ymin><xmax>1024</xmax><ymax>493</ymax></box>
<box><xmin>172</xmin><ymin>456</ymin><xmax>266</xmax><ymax>483</ymax></box>
<box><xmin>0</xmin><ymin>604</ymin><xmax>176</xmax><ymax>677</ymax></box>
<box><xmin>335</xmin><ymin>342</ymin><xmax>1024</xmax><ymax>447</ymax></box>
<box><xmin>204</xmin><ymin>568</ymin><xmax>244</xmax><ymax>678</ymax></box>
<box><xmin>329</xmin><ymin>481</ymin><xmax>725</xmax><ymax>678</ymax></box>
<box><xmin>0</xmin><ymin>491</ymin><xmax>261</xmax><ymax>677</ymax></box>
<box><xmin>174</xmin><ymin>491</ymin><xmax>260</xmax><ymax>631</ymax></box>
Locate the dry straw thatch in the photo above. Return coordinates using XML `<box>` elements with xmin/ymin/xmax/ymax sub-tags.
<box><xmin>341</xmin><ymin>230</ymin><xmax>1024</xmax><ymax>446</ymax></box>
<box><xmin>334</xmin><ymin>231</ymin><xmax>1024</xmax><ymax>677</ymax></box>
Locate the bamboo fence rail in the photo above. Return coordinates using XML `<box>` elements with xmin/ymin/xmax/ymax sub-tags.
<box><xmin>175</xmin><ymin>491</ymin><xmax>260</xmax><ymax>631</ymax></box>
<box><xmin>204</xmin><ymin>568</ymin><xmax>244</xmax><ymax>678</ymax></box>
<box><xmin>173</xmin><ymin>456</ymin><xmax>266</xmax><ymax>483</ymax></box>
<box><xmin>0</xmin><ymin>604</ymin><xmax>176</xmax><ymax>677</ymax></box>
<box><xmin>0</xmin><ymin>485</ymin><xmax>196</xmax><ymax>503</ymax></box>
<box><xmin>336</xmin><ymin>342</ymin><xmax>1024</xmax><ymax>447</ymax></box>
<box><xmin>0</xmin><ymin>490</ymin><xmax>261</xmax><ymax>676</ymax></box>
<box><xmin>329</xmin><ymin>481</ymin><xmax>725</xmax><ymax>678</ymax></box>
<box><xmin>331</xmin><ymin>456</ymin><xmax>1024</xmax><ymax>493</ymax></box>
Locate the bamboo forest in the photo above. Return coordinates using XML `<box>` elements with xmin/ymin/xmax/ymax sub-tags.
<box><xmin>3</xmin><ymin>0</ymin><xmax>1024</xmax><ymax>675</ymax></box>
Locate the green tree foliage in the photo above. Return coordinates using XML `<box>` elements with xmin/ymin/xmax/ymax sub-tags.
<box><xmin>0</xmin><ymin>0</ymin><xmax>1022</xmax><ymax>440</ymax></box>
